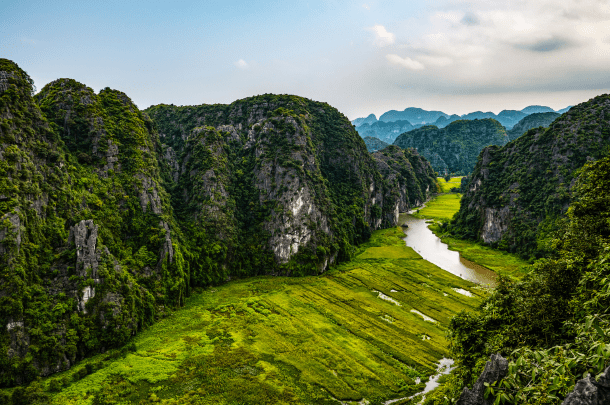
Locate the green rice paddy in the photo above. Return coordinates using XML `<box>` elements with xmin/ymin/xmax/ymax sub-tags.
<box><xmin>437</xmin><ymin>177</ymin><xmax>462</xmax><ymax>193</ymax></box>
<box><xmin>13</xmin><ymin>227</ymin><xmax>484</xmax><ymax>405</ymax></box>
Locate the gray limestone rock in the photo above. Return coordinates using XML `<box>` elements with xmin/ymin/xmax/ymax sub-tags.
<box><xmin>562</xmin><ymin>366</ymin><xmax>610</xmax><ymax>405</ymax></box>
<box><xmin>457</xmin><ymin>354</ymin><xmax>509</xmax><ymax>405</ymax></box>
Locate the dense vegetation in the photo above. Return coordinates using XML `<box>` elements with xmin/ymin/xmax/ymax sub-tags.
<box><xmin>393</xmin><ymin>119</ymin><xmax>509</xmax><ymax>175</ymax></box>
<box><xmin>451</xmin><ymin>94</ymin><xmax>610</xmax><ymax>259</ymax></box>
<box><xmin>0</xmin><ymin>226</ymin><xmax>484</xmax><ymax>405</ymax></box>
<box><xmin>426</xmin><ymin>152</ymin><xmax>610</xmax><ymax>405</ymax></box>
<box><xmin>506</xmin><ymin>112</ymin><xmax>560</xmax><ymax>140</ymax></box>
<box><xmin>363</xmin><ymin>136</ymin><xmax>390</xmax><ymax>152</ymax></box>
<box><xmin>0</xmin><ymin>58</ymin><xmax>438</xmax><ymax>388</ymax></box>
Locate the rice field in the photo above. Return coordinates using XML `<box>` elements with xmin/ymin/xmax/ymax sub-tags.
<box><xmin>13</xmin><ymin>227</ymin><xmax>484</xmax><ymax>405</ymax></box>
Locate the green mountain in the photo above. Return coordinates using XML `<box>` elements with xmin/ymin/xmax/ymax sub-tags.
<box><xmin>507</xmin><ymin>111</ymin><xmax>560</xmax><ymax>140</ymax></box>
<box><xmin>392</xmin><ymin>119</ymin><xmax>509</xmax><ymax>175</ymax></box>
<box><xmin>451</xmin><ymin>94</ymin><xmax>610</xmax><ymax>258</ymax></box>
<box><xmin>0</xmin><ymin>59</ymin><xmax>437</xmax><ymax>386</ymax></box>
<box><xmin>363</xmin><ymin>136</ymin><xmax>389</xmax><ymax>152</ymax></box>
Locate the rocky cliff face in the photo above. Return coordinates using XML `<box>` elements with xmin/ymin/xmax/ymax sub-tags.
<box><xmin>393</xmin><ymin>119</ymin><xmax>509</xmax><ymax>175</ymax></box>
<box><xmin>0</xmin><ymin>60</ymin><xmax>186</xmax><ymax>386</ymax></box>
<box><xmin>0</xmin><ymin>58</ymin><xmax>440</xmax><ymax>386</ymax></box>
<box><xmin>451</xmin><ymin>94</ymin><xmax>610</xmax><ymax>257</ymax></box>
<box><xmin>147</xmin><ymin>95</ymin><xmax>435</xmax><ymax>277</ymax></box>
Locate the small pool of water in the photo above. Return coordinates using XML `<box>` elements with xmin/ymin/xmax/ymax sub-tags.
<box><xmin>400</xmin><ymin>213</ymin><xmax>497</xmax><ymax>287</ymax></box>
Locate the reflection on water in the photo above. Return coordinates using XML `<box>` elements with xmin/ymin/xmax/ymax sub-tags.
<box><xmin>399</xmin><ymin>213</ymin><xmax>497</xmax><ymax>287</ymax></box>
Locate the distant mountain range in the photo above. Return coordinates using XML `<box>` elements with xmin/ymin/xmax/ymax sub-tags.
<box><xmin>352</xmin><ymin>105</ymin><xmax>573</xmax><ymax>143</ymax></box>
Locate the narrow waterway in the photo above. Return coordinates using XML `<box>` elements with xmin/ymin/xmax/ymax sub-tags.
<box><xmin>399</xmin><ymin>212</ymin><xmax>497</xmax><ymax>287</ymax></box>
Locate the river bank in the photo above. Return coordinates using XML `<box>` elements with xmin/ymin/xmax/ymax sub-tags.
<box><xmin>412</xmin><ymin>189</ymin><xmax>530</xmax><ymax>279</ymax></box>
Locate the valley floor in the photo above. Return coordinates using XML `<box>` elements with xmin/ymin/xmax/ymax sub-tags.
<box><xmin>416</xmin><ymin>182</ymin><xmax>530</xmax><ymax>278</ymax></box>
<box><xmin>5</xmin><ymin>227</ymin><xmax>484</xmax><ymax>405</ymax></box>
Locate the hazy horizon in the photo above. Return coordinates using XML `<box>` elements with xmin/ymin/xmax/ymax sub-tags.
<box><xmin>2</xmin><ymin>0</ymin><xmax>610</xmax><ymax>120</ymax></box>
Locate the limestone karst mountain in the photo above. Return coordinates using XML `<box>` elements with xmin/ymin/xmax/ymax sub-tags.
<box><xmin>393</xmin><ymin>119</ymin><xmax>509</xmax><ymax>175</ymax></box>
<box><xmin>451</xmin><ymin>94</ymin><xmax>610</xmax><ymax>257</ymax></box>
<box><xmin>0</xmin><ymin>58</ymin><xmax>437</xmax><ymax>386</ymax></box>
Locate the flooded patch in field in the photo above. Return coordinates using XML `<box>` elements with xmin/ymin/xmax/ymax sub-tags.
<box><xmin>373</xmin><ymin>290</ymin><xmax>401</xmax><ymax>306</ymax></box>
<box><xmin>453</xmin><ymin>288</ymin><xmax>473</xmax><ymax>297</ymax></box>
<box><xmin>384</xmin><ymin>358</ymin><xmax>455</xmax><ymax>405</ymax></box>
<box><xmin>410</xmin><ymin>309</ymin><xmax>438</xmax><ymax>324</ymax></box>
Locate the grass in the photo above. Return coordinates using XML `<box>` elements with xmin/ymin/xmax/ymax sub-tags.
<box><xmin>437</xmin><ymin>177</ymin><xmax>462</xmax><ymax>193</ymax></box>
<box><xmin>7</xmin><ymin>227</ymin><xmax>484</xmax><ymax>405</ymax></box>
<box><xmin>415</xmin><ymin>193</ymin><xmax>462</xmax><ymax>221</ymax></box>
<box><xmin>414</xmin><ymin>181</ymin><xmax>531</xmax><ymax>279</ymax></box>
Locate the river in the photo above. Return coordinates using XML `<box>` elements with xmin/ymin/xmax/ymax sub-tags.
<box><xmin>399</xmin><ymin>212</ymin><xmax>497</xmax><ymax>287</ymax></box>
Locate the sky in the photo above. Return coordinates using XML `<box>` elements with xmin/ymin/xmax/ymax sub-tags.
<box><xmin>2</xmin><ymin>0</ymin><xmax>610</xmax><ymax>119</ymax></box>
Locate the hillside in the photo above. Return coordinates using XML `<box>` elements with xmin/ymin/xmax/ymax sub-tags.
<box><xmin>431</xmin><ymin>150</ymin><xmax>610</xmax><ymax>405</ymax></box>
<box><xmin>392</xmin><ymin>119</ymin><xmax>509</xmax><ymax>175</ymax></box>
<box><xmin>507</xmin><ymin>111</ymin><xmax>560</xmax><ymax>140</ymax></box>
<box><xmin>356</xmin><ymin>120</ymin><xmax>417</xmax><ymax>143</ymax></box>
<box><xmin>363</xmin><ymin>136</ymin><xmax>389</xmax><ymax>152</ymax></box>
<box><xmin>0</xmin><ymin>58</ymin><xmax>438</xmax><ymax>387</ymax></box>
<box><xmin>0</xmin><ymin>59</ymin><xmax>436</xmax><ymax>386</ymax></box>
<box><xmin>451</xmin><ymin>94</ymin><xmax>610</xmax><ymax>258</ymax></box>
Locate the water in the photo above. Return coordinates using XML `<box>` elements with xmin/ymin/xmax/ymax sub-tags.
<box><xmin>399</xmin><ymin>213</ymin><xmax>497</xmax><ymax>287</ymax></box>
<box><xmin>384</xmin><ymin>358</ymin><xmax>455</xmax><ymax>405</ymax></box>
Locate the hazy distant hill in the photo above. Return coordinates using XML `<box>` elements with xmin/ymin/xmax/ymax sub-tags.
<box><xmin>434</xmin><ymin>114</ymin><xmax>461</xmax><ymax>128</ymax></box>
<box><xmin>379</xmin><ymin>107</ymin><xmax>448</xmax><ymax>125</ymax></box>
<box><xmin>357</xmin><ymin>119</ymin><xmax>419</xmax><ymax>143</ymax></box>
<box><xmin>507</xmin><ymin>112</ymin><xmax>560</xmax><ymax>140</ymax></box>
<box><xmin>363</xmin><ymin>136</ymin><xmax>390</xmax><ymax>152</ymax></box>
<box><xmin>521</xmin><ymin>105</ymin><xmax>556</xmax><ymax>114</ymax></box>
<box><xmin>353</xmin><ymin>105</ymin><xmax>571</xmax><ymax>130</ymax></box>
<box><xmin>352</xmin><ymin>113</ymin><xmax>377</xmax><ymax>127</ymax></box>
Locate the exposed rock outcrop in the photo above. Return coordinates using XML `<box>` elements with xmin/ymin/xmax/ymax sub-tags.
<box><xmin>457</xmin><ymin>354</ymin><xmax>509</xmax><ymax>405</ymax></box>
<box><xmin>562</xmin><ymin>366</ymin><xmax>610</xmax><ymax>405</ymax></box>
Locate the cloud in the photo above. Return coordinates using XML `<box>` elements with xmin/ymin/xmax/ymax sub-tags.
<box><xmin>515</xmin><ymin>36</ymin><xmax>574</xmax><ymax>52</ymax></box>
<box><xmin>386</xmin><ymin>54</ymin><xmax>425</xmax><ymax>70</ymax></box>
<box><xmin>461</xmin><ymin>12</ymin><xmax>480</xmax><ymax>26</ymax></box>
<box><xmin>417</xmin><ymin>55</ymin><xmax>453</xmax><ymax>67</ymax></box>
<box><xmin>368</xmin><ymin>25</ymin><xmax>395</xmax><ymax>47</ymax></box>
<box><xmin>234</xmin><ymin>59</ymin><xmax>248</xmax><ymax>69</ymax></box>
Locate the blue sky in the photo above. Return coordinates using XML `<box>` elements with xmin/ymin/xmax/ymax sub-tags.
<box><xmin>2</xmin><ymin>0</ymin><xmax>610</xmax><ymax>119</ymax></box>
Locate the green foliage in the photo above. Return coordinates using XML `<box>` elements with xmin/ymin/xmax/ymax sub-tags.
<box><xmin>434</xmin><ymin>152</ymin><xmax>610</xmax><ymax>404</ymax></box>
<box><xmin>451</xmin><ymin>95</ymin><xmax>610</xmax><ymax>259</ymax></box>
<box><xmin>393</xmin><ymin>119</ymin><xmax>509</xmax><ymax>175</ymax></box>
<box><xmin>0</xmin><ymin>59</ymin><xmax>440</xmax><ymax>390</ymax></box>
<box><xmin>5</xmin><ymin>226</ymin><xmax>483</xmax><ymax>404</ymax></box>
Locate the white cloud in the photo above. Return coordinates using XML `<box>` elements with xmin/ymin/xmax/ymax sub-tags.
<box><xmin>368</xmin><ymin>25</ymin><xmax>395</xmax><ymax>47</ymax></box>
<box><xmin>386</xmin><ymin>54</ymin><xmax>425</xmax><ymax>70</ymax></box>
<box><xmin>234</xmin><ymin>59</ymin><xmax>248</xmax><ymax>69</ymax></box>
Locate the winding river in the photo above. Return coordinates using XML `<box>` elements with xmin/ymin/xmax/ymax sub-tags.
<box><xmin>399</xmin><ymin>212</ymin><xmax>497</xmax><ymax>287</ymax></box>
